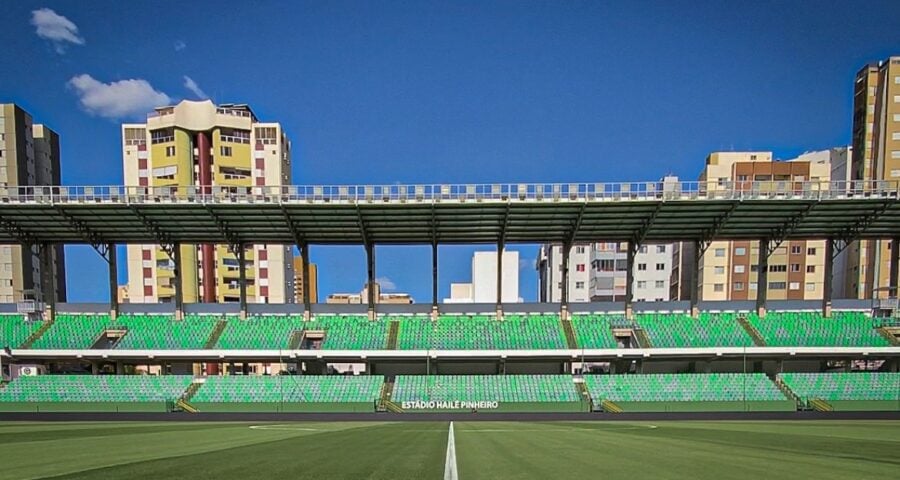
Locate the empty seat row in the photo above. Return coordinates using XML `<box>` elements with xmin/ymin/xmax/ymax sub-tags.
<box><xmin>396</xmin><ymin>314</ymin><xmax>567</xmax><ymax>350</ymax></box>
<box><xmin>583</xmin><ymin>373</ymin><xmax>788</xmax><ymax>402</ymax></box>
<box><xmin>778</xmin><ymin>372</ymin><xmax>900</xmax><ymax>402</ymax></box>
<box><xmin>191</xmin><ymin>375</ymin><xmax>383</xmax><ymax>403</ymax></box>
<box><xmin>0</xmin><ymin>375</ymin><xmax>193</xmax><ymax>403</ymax></box>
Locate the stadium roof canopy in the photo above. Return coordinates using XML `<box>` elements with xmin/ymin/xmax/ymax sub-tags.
<box><xmin>0</xmin><ymin>181</ymin><xmax>898</xmax><ymax>246</ymax></box>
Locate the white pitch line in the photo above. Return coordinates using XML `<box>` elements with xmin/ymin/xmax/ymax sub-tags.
<box><xmin>444</xmin><ymin>421</ymin><xmax>458</xmax><ymax>480</ymax></box>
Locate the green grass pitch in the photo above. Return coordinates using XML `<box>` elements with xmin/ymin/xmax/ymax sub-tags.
<box><xmin>0</xmin><ymin>420</ymin><xmax>897</xmax><ymax>479</ymax></box>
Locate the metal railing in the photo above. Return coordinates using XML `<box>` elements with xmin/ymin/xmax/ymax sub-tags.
<box><xmin>0</xmin><ymin>180</ymin><xmax>897</xmax><ymax>205</ymax></box>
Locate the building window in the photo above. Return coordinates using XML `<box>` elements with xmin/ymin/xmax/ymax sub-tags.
<box><xmin>769</xmin><ymin>264</ymin><xmax>787</xmax><ymax>273</ymax></box>
<box><xmin>734</xmin><ymin>265</ymin><xmax>745</xmax><ymax>274</ymax></box>
<box><xmin>734</xmin><ymin>282</ymin><xmax>745</xmax><ymax>291</ymax></box>
<box><xmin>576</xmin><ymin>264</ymin><xmax>585</xmax><ymax>272</ymax></box>
<box><xmin>734</xmin><ymin>247</ymin><xmax>746</xmax><ymax>255</ymax></box>
<box><xmin>790</xmin><ymin>263</ymin><xmax>800</xmax><ymax>272</ymax></box>
<box><xmin>805</xmin><ymin>282</ymin><xmax>815</xmax><ymax>292</ymax></box>
<box><xmin>124</xmin><ymin>128</ymin><xmax>146</xmax><ymax>146</ymax></box>
<box><xmin>806</xmin><ymin>265</ymin><xmax>815</xmax><ymax>273</ymax></box>
<box><xmin>789</xmin><ymin>282</ymin><xmax>800</xmax><ymax>290</ymax></box>
<box><xmin>220</xmin><ymin>146</ymin><xmax>233</xmax><ymax>157</ymax></box>
<box><xmin>714</xmin><ymin>248</ymin><xmax>725</xmax><ymax>257</ymax></box>
<box><xmin>219</xmin><ymin>166</ymin><xmax>251</xmax><ymax>180</ymax></box>
<box><xmin>575</xmin><ymin>246</ymin><xmax>586</xmax><ymax>254</ymax></box>
<box><xmin>220</xmin><ymin>128</ymin><xmax>251</xmax><ymax>144</ymax></box>
<box><xmin>150</xmin><ymin>128</ymin><xmax>174</xmax><ymax>144</ymax></box>
<box><xmin>152</xmin><ymin>165</ymin><xmax>177</xmax><ymax>180</ymax></box>
<box><xmin>791</xmin><ymin>245</ymin><xmax>801</xmax><ymax>254</ymax></box>
<box><xmin>656</xmin><ymin>245</ymin><xmax>666</xmax><ymax>253</ymax></box>
<box><xmin>165</xmin><ymin>146</ymin><xmax>175</xmax><ymax>157</ymax></box>
<box><xmin>713</xmin><ymin>283</ymin><xmax>724</xmax><ymax>292</ymax></box>
<box><xmin>640</xmin><ymin>245</ymin><xmax>648</xmax><ymax>253</ymax></box>
<box><xmin>656</xmin><ymin>263</ymin><xmax>665</xmax><ymax>271</ymax></box>
<box><xmin>807</xmin><ymin>248</ymin><xmax>817</xmax><ymax>255</ymax></box>
<box><xmin>599</xmin><ymin>259</ymin><xmax>616</xmax><ymax>272</ymax></box>
<box><xmin>769</xmin><ymin>282</ymin><xmax>786</xmax><ymax>290</ymax></box>
<box><xmin>714</xmin><ymin>266</ymin><xmax>725</xmax><ymax>275</ymax></box>
<box><xmin>637</xmin><ymin>263</ymin><xmax>647</xmax><ymax>271</ymax></box>
<box><xmin>655</xmin><ymin>280</ymin><xmax>665</xmax><ymax>288</ymax></box>
<box><xmin>575</xmin><ymin>281</ymin><xmax>584</xmax><ymax>289</ymax></box>
<box><xmin>255</xmin><ymin>126</ymin><xmax>278</xmax><ymax>145</ymax></box>
<box><xmin>637</xmin><ymin>281</ymin><xmax>647</xmax><ymax>289</ymax></box>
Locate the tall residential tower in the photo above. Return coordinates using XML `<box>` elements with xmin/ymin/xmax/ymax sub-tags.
<box><xmin>122</xmin><ymin>100</ymin><xmax>293</xmax><ymax>304</ymax></box>
<box><xmin>0</xmin><ymin>104</ymin><xmax>66</xmax><ymax>305</ymax></box>
<box><xmin>846</xmin><ymin>57</ymin><xmax>900</xmax><ymax>298</ymax></box>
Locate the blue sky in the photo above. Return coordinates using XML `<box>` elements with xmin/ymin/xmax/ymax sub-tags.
<box><xmin>1</xmin><ymin>1</ymin><xmax>899</xmax><ymax>302</ymax></box>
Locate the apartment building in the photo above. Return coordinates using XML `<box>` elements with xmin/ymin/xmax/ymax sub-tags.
<box><xmin>122</xmin><ymin>100</ymin><xmax>293</xmax><ymax>304</ymax></box>
<box><xmin>0</xmin><ymin>104</ymin><xmax>66</xmax><ymax>304</ymax></box>
<box><xmin>697</xmin><ymin>151</ymin><xmax>829</xmax><ymax>301</ymax></box>
<box><xmin>847</xmin><ymin>57</ymin><xmax>900</xmax><ymax>298</ymax></box>
<box><xmin>538</xmin><ymin>242</ymin><xmax>673</xmax><ymax>302</ymax></box>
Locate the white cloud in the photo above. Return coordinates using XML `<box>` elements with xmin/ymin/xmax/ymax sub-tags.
<box><xmin>519</xmin><ymin>258</ymin><xmax>535</xmax><ymax>271</ymax></box>
<box><xmin>67</xmin><ymin>74</ymin><xmax>171</xmax><ymax>119</ymax></box>
<box><xmin>174</xmin><ymin>40</ymin><xmax>187</xmax><ymax>52</ymax></box>
<box><xmin>183</xmin><ymin>76</ymin><xmax>208</xmax><ymax>99</ymax></box>
<box><xmin>375</xmin><ymin>276</ymin><xmax>397</xmax><ymax>291</ymax></box>
<box><xmin>31</xmin><ymin>8</ymin><xmax>84</xmax><ymax>54</ymax></box>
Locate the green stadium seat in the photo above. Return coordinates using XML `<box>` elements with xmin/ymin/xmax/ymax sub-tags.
<box><xmin>584</xmin><ymin>373</ymin><xmax>787</xmax><ymax>402</ymax></box>
<box><xmin>215</xmin><ymin>315</ymin><xmax>300</xmax><ymax>349</ymax></box>
<box><xmin>396</xmin><ymin>314</ymin><xmax>566</xmax><ymax>349</ymax></box>
<box><xmin>311</xmin><ymin>315</ymin><xmax>388</xmax><ymax>350</ymax></box>
<box><xmin>570</xmin><ymin>314</ymin><xmax>620</xmax><ymax>348</ymax></box>
<box><xmin>30</xmin><ymin>314</ymin><xmax>112</xmax><ymax>349</ymax></box>
<box><xmin>0</xmin><ymin>375</ymin><xmax>193</xmax><ymax>403</ymax></box>
<box><xmin>749</xmin><ymin>311</ymin><xmax>888</xmax><ymax>347</ymax></box>
<box><xmin>778</xmin><ymin>372</ymin><xmax>900</xmax><ymax>402</ymax></box>
<box><xmin>0</xmin><ymin>314</ymin><xmax>44</xmax><ymax>348</ymax></box>
<box><xmin>637</xmin><ymin>312</ymin><xmax>753</xmax><ymax>348</ymax></box>
<box><xmin>114</xmin><ymin>314</ymin><xmax>219</xmax><ymax>349</ymax></box>
<box><xmin>191</xmin><ymin>375</ymin><xmax>383</xmax><ymax>403</ymax></box>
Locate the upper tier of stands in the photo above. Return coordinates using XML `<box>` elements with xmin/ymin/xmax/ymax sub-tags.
<box><xmin>779</xmin><ymin>372</ymin><xmax>900</xmax><ymax>402</ymax></box>
<box><xmin>637</xmin><ymin>312</ymin><xmax>754</xmax><ymax>348</ymax></box>
<box><xmin>0</xmin><ymin>314</ymin><xmax>43</xmax><ymax>348</ymax></box>
<box><xmin>396</xmin><ymin>314</ymin><xmax>567</xmax><ymax>349</ymax></box>
<box><xmin>215</xmin><ymin>315</ymin><xmax>298</xmax><ymax>350</ymax></box>
<box><xmin>0</xmin><ymin>374</ymin><xmax>192</xmax><ymax>403</ymax></box>
<box><xmin>13</xmin><ymin>308</ymin><xmax>893</xmax><ymax>350</ymax></box>
<box><xmin>392</xmin><ymin>374</ymin><xmax>579</xmax><ymax>403</ymax></box>
<box><xmin>584</xmin><ymin>373</ymin><xmax>788</xmax><ymax>402</ymax></box>
<box><xmin>113</xmin><ymin>314</ymin><xmax>219</xmax><ymax>349</ymax></box>
<box><xmin>748</xmin><ymin>311</ymin><xmax>889</xmax><ymax>347</ymax></box>
<box><xmin>191</xmin><ymin>375</ymin><xmax>383</xmax><ymax>403</ymax></box>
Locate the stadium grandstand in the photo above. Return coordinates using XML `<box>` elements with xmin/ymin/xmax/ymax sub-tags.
<box><xmin>0</xmin><ymin>180</ymin><xmax>899</xmax><ymax>415</ymax></box>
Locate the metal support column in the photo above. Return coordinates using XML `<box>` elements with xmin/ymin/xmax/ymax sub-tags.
<box><xmin>431</xmin><ymin>241</ymin><xmax>439</xmax><ymax>320</ymax></box>
<box><xmin>625</xmin><ymin>242</ymin><xmax>636</xmax><ymax>319</ymax></box>
<box><xmin>173</xmin><ymin>243</ymin><xmax>184</xmax><ymax>320</ymax></box>
<box><xmin>41</xmin><ymin>244</ymin><xmax>57</xmax><ymax>321</ymax></box>
<box><xmin>890</xmin><ymin>237</ymin><xmax>900</xmax><ymax>297</ymax></box>
<box><xmin>366</xmin><ymin>242</ymin><xmax>375</xmax><ymax>320</ymax></box>
<box><xmin>757</xmin><ymin>239</ymin><xmax>769</xmax><ymax>318</ymax></box>
<box><xmin>822</xmin><ymin>238</ymin><xmax>834</xmax><ymax>318</ymax></box>
<box><xmin>300</xmin><ymin>242</ymin><xmax>312</xmax><ymax>320</ymax></box>
<box><xmin>238</xmin><ymin>244</ymin><xmax>247</xmax><ymax>319</ymax></box>
<box><xmin>690</xmin><ymin>240</ymin><xmax>701</xmax><ymax>318</ymax></box>
<box><xmin>561</xmin><ymin>242</ymin><xmax>571</xmax><ymax>321</ymax></box>
<box><xmin>496</xmin><ymin>240</ymin><xmax>504</xmax><ymax>318</ymax></box>
<box><xmin>108</xmin><ymin>244</ymin><xmax>118</xmax><ymax>321</ymax></box>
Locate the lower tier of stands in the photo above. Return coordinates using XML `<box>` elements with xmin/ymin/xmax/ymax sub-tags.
<box><xmin>190</xmin><ymin>375</ymin><xmax>383</xmax><ymax>412</ymax></box>
<box><xmin>778</xmin><ymin>372</ymin><xmax>900</xmax><ymax>411</ymax></box>
<box><xmin>583</xmin><ymin>373</ymin><xmax>795</xmax><ymax>412</ymax></box>
<box><xmin>0</xmin><ymin>372</ymin><xmax>896</xmax><ymax>413</ymax></box>
<box><xmin>0</xmin><ymin>374</ymin><xmax>193</xmax><ymax>412</ymax></box>
<box><xmin>391</xmin><ymin>374</ymin><xmax>585</xmax><ymax>412</ymax></box>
